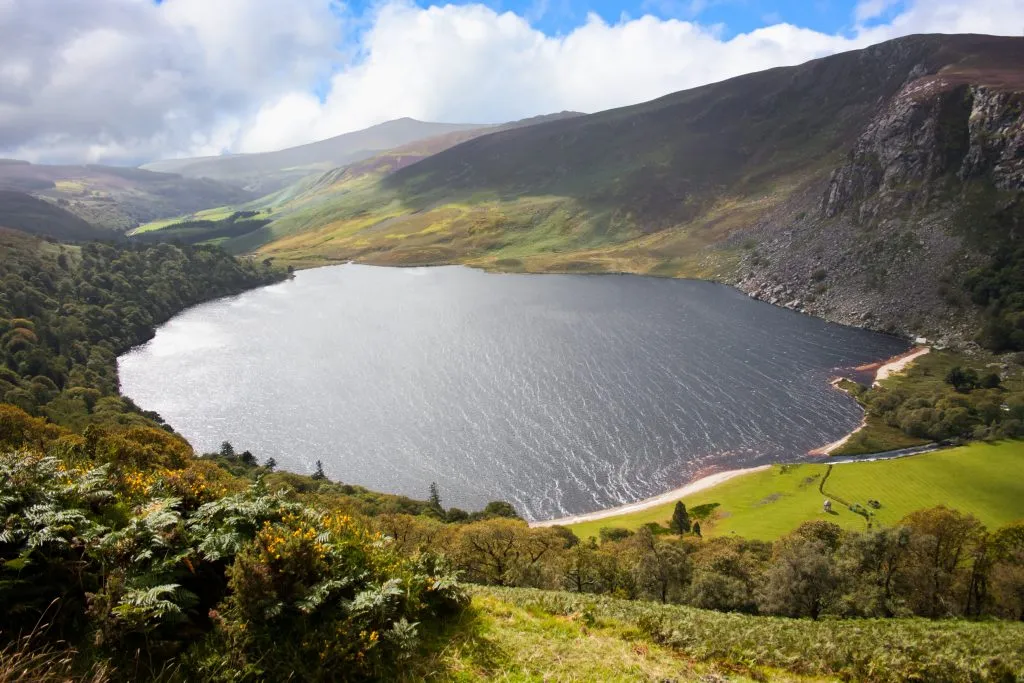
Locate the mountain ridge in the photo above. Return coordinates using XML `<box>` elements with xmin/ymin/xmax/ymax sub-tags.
<box><xmin>140</xmin><ymin>118</ymin><xmax>494</xmax><ymax>194</ymax></box>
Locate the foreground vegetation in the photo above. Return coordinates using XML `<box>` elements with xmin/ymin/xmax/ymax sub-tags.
<box><xmin>436</xmin><ymin>587</ymin><xmax>1024</xmax><ymax>682</ymax></box>
<box><xmin>568</xmin><ymin>441</ymin><xmax>1024</xmax><ymax>542</ymax></box>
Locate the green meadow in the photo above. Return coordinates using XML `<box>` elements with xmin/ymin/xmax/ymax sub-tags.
<box><xmin>129</xmin><ymin>205</ymin><xmax>237</xmax><ymax>235</ymax></box>
<box><xmin>566</xmin><ymin>440</ymin><xmax>1024</xmax><ymax>542</ymax></box>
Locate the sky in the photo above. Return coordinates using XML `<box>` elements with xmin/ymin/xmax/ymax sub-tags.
<box><xmin>0</xmin><ymin>0</ymin><xmax>1022</xmax><ymax>165</ymax></box>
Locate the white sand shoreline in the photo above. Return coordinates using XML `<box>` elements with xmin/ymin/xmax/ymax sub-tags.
<box><xmin>530</xmin><ymin>465</ymin><xmax>772</xmax><ymax>528</ymax></box>
<box><xmin>534</xmin><ymin>346</ymin><xmax>933</xmax><ymax>528</ymax></box>
<box><xmin>808</xmin><ymin>345</ymin><xmax>931</xmax><ymax>456</ymax></box>
<box><xmin>872</xmin><ymin>346</ymin><xmax>930</xmax><ymax>385</ymax></box>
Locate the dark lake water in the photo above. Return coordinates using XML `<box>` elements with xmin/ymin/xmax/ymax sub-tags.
<box><xmin>118</xmin><ymin>265</ymin><xmax>908</xmax><ymax>521</ymax></box>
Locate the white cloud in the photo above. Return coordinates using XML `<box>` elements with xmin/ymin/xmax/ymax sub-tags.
<box><xmin>0</xmin><ymin>0</ymin><xmax>342</xmax><ymax>163</ymax></box>
<box><xmin>1</xmin><ymin>0</ymin><xmax>1023</xmax><ymax>164</ymax></box>
<box><xmin>854</xmin><ymin>0</ymin><xmax>901</xmax><ymax>24</ymax></box>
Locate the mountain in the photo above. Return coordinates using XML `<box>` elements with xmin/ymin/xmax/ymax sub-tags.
<box><xmin>0</xmin><ymin>162</ymin><xmax>256</xmax><ymax>232</ymax></box>
<box><xmin>140</xmin><ymin>118</ymin><xmax>493</xmax><ymax>194</ymax></box>
<box><xmin>0</xmin><ymin>190</ymin><xmax>115</xmax><ymax>241</ymax></box>
<box><xmin>241</xmin><ymin>34</ymin><xmax>1024</xmax><ymax>345</ymax></box>
<box><xmin>129</xmin><ymin>112</ymin><xmax>581</xmax><ymax>246</ymax></box>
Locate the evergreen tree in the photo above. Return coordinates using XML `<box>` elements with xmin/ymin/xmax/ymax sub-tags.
<box><xmin>670</xmin><ymin>501</ymin><xmax>691</xmax><ymax>534</ymax></box>
<box><xmin>693</xmin><ymin>521</ymin><xmax>702</xmax><ymax>538</ymax></box>
<box><xmin>428</xmin><ymin>482</ymin><xmax>443</xmax><ymax>513</ymax></box>
<box><xmin>312</xmin><ymin>459</ymin><xmax>327</xmax><ymax>481</ymax></box>
<box><xmin>264</xmin><ymin>457</ymin><xmax>277</xmax><ymax>471</ymax></box>
<box><xmin>219</xmin><ymin>441</ymin><xmax>236</xmax><ymax>459</ymax></box>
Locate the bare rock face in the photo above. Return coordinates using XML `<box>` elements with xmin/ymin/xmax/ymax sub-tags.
<box><xmin>959</xmin><ymin>87</ymin><xmax>1024</xmax><ymax>191</ymax></box>
<box><xmin>823</xmin><ymin>77</ymin><xmax>974</xmax><ymax>221</ymax></box>
<box><xmin>736</xmin><ymin>71</ymin><xmax>1024</xmax><ymax>345</ymax></box>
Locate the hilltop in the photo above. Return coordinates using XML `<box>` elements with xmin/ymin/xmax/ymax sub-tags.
<box><xmin>235</xmin><ymin>34</ymin><xmax>1023</xmax><ymax>347</ymax></box>
<box><xmin>141</xmin><ymin>118</ymin><xmax>494</xmax><ymax>194</ymax></box>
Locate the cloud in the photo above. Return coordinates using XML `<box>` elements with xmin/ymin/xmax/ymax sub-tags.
<box><xmin>0</xmin><ymin>0</ymin><xmax>342</xmax><ymax>163</ymax></box>
<box><xmin>854</xmin><ymin>0</ymin><xmax>902</xmax><ymax>24</ymax></box>
<box><xmin>1</xmin><ymin>0</ymin><xmax>1022</xmax><ymax>164</ymax></box>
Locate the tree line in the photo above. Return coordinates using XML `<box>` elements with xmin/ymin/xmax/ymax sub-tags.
<box><xmin>373</xmin><ymin>495</ymin><xmax>1024</xmax><ymax>622</ymax></box>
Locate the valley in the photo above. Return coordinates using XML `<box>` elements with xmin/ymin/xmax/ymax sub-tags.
<box><xmin>1</xmin><ymin>27</ymin><xmax>1023</xmax><ymax>683</ymax></box>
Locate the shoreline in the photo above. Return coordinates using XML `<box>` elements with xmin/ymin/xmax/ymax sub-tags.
<box><xmin>536</xmin><ymin>345</ymin><xmax>933</xmax><ymax>528</ymax></box>
<box><xmin>807</xmin><ymin>345</ymin><xmax>931</xmax><ymax>456</ymax></box>
<box><xmin>530</xmin><ymin>465</ymin><xmax>771</xmax><ymax>528</ymax></box>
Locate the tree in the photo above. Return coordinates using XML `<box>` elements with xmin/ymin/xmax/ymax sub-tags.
<box><xmin>627</xmin><ymin>528</ymin><xmax>692</xmax><ymax>604</ymax></box>
<box><xmin>219</xmin><ymin>441</ymin><xmax>236</xmax><ymax>459</ymax></box>
<box><xmin>757</xmin><ymin>535</ymin><xmax>839</xmax><ymax>619</ymax></box>
<box><xmin>311</xmin><ymin>460</ymin><xmax>327</xmax><ymax>481</ymax></box>
<box><xmin>239</xmin><ymin>450</ymin><xmax>256</xmax><ymax>466</ymax></box>
<box><xmin>945</xmin><ymin>366</ymin><xmax>979</xmax><ymax>393</ymax></box>
<box><xmin>670</xmin><ymin>501</ymin><xmax>691</xmax><ymax>534</ymax></box>
<box><xmin>482</xmin><ymin>500</ymin><xmax>520</xmax><ymax>519</ymax></box>
<box><xmin>989</xmin><ymin>522</ymin><xmax>1024</xmax><ymax>620</ymax></box>
<box><xmin>980</xmin><ymin>372</ymin><xmax>1002</xmax><ymax>389</ymax></box>
<box><xmin>693</xmin><ymin>521</ymin><xmax>702</xmax><ymax>538</ymax></box>
<box><xmin>263</xmin><ymin>457</ymin><xmax>277</xmax><ymax>471</ymax></box>
<box><xmin>428</xmin><ymin>482</ymin><xmax>443</xmax><ymax>513</ymax></box>
<box><xmin>899</xmin><ymin>506</ymin><xmax>985</xmax><ymax>617</ymax></box>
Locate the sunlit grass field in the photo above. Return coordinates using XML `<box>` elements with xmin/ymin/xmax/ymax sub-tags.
<box><xmin>129</xmin><ymin>205</ymin><xmax>237</xmax><ymax>235</ymax></box>
<box><xmin>566</xmin><ymin>440</ymin><xmax>1024</xmax><ymax>542</ymax></box>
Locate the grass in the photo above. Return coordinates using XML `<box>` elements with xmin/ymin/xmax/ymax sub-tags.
<box><xmin>408</xmin><ymin>589</ymin><xmax>821</xmax><ymax>682</ymax></box>
<box><xmin>566</xmin><ymin>440</ymin><xmax>1024</xmax><ymax>542</ymax></box>
<box><xmin>129</xmin><ymin>206</ymin><xmax>238</xmax><ymax>235</ymax></box>
<box><xmin>427</xmin><ymin>586</ymin><xmax>1024</xmax><ymax>683</ymax></box>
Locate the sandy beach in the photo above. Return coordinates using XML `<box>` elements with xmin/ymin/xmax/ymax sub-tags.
<box><xmin>871</xmin><ymin>346</ymin><xmax>930</xmax><ymax>385</ymax></box>
<box><xmin>531</xmin><ymin>465</ymin><xmax>771</xmax><ymax>528</ymax></box>
<box><xmin>808</xmin><ymin>345</ymin><xmax>930</xmax><ymax>456</ymax></box>
<box><xmin>852</xmin><ymin>345</ymin><xmax>931</xmax><ymax>386</ymax></box>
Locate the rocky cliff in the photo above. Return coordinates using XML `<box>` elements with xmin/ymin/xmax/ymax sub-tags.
<box><xmin>736</xmin><ymin>55</ymin><xmax>1024</xmax><ymax>346</ymax></box>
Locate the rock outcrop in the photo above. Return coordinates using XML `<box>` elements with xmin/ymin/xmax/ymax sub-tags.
<box><xmin>735</xmin><ymin>67</ymin><xmax>1024</xmax><ymax>345</ymax></box>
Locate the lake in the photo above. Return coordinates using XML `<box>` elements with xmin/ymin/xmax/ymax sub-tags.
<box><xmin>118</xmin><ymin>264</ymin><xmax>909</xmax><ymax>521</ymax></box>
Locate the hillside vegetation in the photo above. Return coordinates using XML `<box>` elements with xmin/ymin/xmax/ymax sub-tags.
<box><xmin>0</xmin><ymin>162</ymin><xmax>255</xmax><ymax>232</ymax></box>
<box><xmin>0</xmin><ymin>229</ymin><xmax>284</xmax><ymax>426</ymax></box>
<box><xmin>235</xmin><ymin>34</ymin><xmax>1023</xmax><ymax>350</ymax></box>
<box><xmin>141</xmin><ymin>118</ymin><xmax>492</xmax><ymax>195</ymax></box>
<box><xmin>426</xmin><ymin>586</ymin><xmax>1024</xmax><ymax>682</ymax></box>
<box><xmin>0</xmin><ymin>191</ymin><xmax>111</xmax><ymax>241</ymax></box>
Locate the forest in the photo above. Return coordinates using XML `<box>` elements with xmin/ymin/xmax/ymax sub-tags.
<box><xmin>0</xmin><ymin>229</ymin><xmax>284</xmax><ymax>427</ymax></box>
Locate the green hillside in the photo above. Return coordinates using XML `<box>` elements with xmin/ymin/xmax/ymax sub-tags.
<box><xmin>0</xmin><ymin>162</ymin><xmax>255</xmax><ymax>231</ymax></box>
<box><xmin>567</xmin><ymin>441</ymin><xmax>1024</xmax><ymax>542</ymax></box>
<box><xmin>238</xmin><ymin>35</ymin><xmax>1018</xmax><ymax>265</ymax></box>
